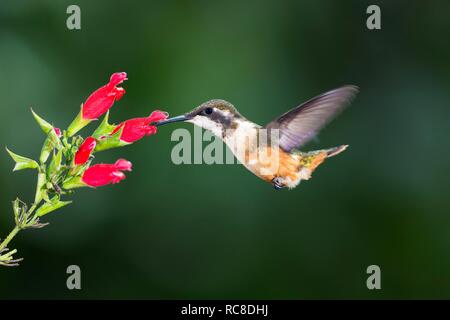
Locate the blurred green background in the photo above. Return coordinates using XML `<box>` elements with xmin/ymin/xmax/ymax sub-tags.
<box><xmin>1</xmin><ymin>0</ymin><xmax>450</xmax><ymax>299</ymax></box>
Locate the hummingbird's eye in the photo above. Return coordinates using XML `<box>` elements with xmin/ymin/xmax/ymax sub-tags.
<box><xmin>204</xmin><ymin>107</ymin><xmax>213</xmax><ymax>115</ymax></box>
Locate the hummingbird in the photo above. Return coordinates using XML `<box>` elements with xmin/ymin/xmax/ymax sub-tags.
<box><xmin>156</xmin><ymin>85</ymin><xmax>358</xmax><ymax>190</ymax></box>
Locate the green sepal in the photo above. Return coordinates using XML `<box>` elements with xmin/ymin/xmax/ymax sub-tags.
<box><xmin>67</xmin><ymin>105</ymin><xmax>91</xmax><ymax>137</ymax></box>
<box><xmin>94</xmin><ymin>126</ymin><xmax>129</xmax><ymax>152</ymax></box>
<box><xmin>42</xmin><ymin>189</ymin><xmax>52</xmax><ymax>203</ymax></box>
<box><xmin>92</xmin><ymin>111</ymin><xmax>116</xmax><ymax>139</ymax></box>
<box><xmin>12</xmin><ymin>198</ymin><xmax>28</xmax><ymax>227</ymax></box>
<box><xmin>5</xmin><ymin>147</ymin><xmax>39</xmax><ymax>171</ymax></box>
<box><xmin>62</xmin><ymin>176</ymin><xmax>87</xmax><ymax>189</ymax></box>
<box><xmin>31</xmin><ymin>109</ymin><xmax>53</xmax><ymax>134</ymax></box>
<box><xmin>40</xmin><ymin>138</ymin><xmax>52</xmax><ymax>163</ymax></box>
<box><xmin>47</xmin><ymin>149</ymin><xmax>63</xmax><ymax>178</ymax></box>
<box><xmin>12</xmin><ymin>198</ymin><xmax>20</xmax><ymax>217</ymax></box>
<box><xmin>35</xmin><ymin>172</ymin><xmax>47</xmax><ymax>204</ymax></box>
<box><xmin>12</xmin><ymin>198</ymin><xmax>22</xmax><ymax>224</ymax></box>
<box><xmin>39</xmin><ymin>129</ymin><xmax>63</xmax><ymax>163</ymax></box>
<box><xmin>36</xmin><ymin>195</ymin><xmax>72</xmax><ymax>217</ymax></box>
<box><xmin>70</xmin><ymin>162</ymin><xmax>90</xmax><ymax>177</ymax></box>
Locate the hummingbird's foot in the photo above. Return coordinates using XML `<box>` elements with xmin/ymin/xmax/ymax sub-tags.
<box><xmin>272</xmin><ymin>177</ymin><xmax>284</xmax><ymax>190</ymax></box>
<box><xmin>273</xmin><ymin>184</ymin><xmax>283</xmax><ymax>190</ymax></box>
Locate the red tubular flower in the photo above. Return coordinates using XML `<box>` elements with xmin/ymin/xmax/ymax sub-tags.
<box><xmin>111</xmin><ymin>110</ymin><xmax>168</xmax><ymax>143</ymax></box>
<box><xmin>74</xmin><ymin>136</ymin><xmax>97</xmax><ymax>165</ymax></box>
<box><xmin>81</xmin><ymin>159</ymin><xmax>132</xmax><ymax>187</ymax></box>
<box><xmin>113</xmin><ymin>159</ymin><xmax>133</xmax><ymax>171</ymax></box>
<box><xmin>82</xmin><ymin>72</ymin><xmax>128</xmax><ymax>120</ymax></box>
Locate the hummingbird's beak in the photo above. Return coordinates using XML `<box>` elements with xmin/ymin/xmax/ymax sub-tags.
<box><xmin>155</xmin><ymin>115</ymin><xmax>188</xmax><ymax>127</ymax></box>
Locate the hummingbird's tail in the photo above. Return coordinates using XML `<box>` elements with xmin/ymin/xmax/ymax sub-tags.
<box><xmin>325</xmin><ymin>144</ymin><xmax>349</xmax><ymax>158</ymax></box>
<box><xmin>296</xmin><ymin>145</ymin><xmax>348</xmax><ymax>181</ymax></box>
<box><xmin>270</xmin><ymin>145</ymin><xmax>348</xmax><ymax>189</ymax></box>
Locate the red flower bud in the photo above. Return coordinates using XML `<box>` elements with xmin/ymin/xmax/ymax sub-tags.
<box><xmin>81</xmin><ymin>159</ymin><xmax>132</xmax><ymax>187</ymax></box>
<box><xmin>54</xmin><ymin>128</ymin><xmax>62</xmax><ymax>137</ymax></box>
<box><xmin>111</xmin><ymin>110</ymin><xmax>168</xmax><ymax>143</ymax></box>
<box><xmin>82</xmin><ymin>72</ymin><xmax>128</xmax><ymax>120</ymax></box>
<box><xmin>74</xmin><ymin>136</ymin><xmax>97</xmax><ymax>165</ymax></box>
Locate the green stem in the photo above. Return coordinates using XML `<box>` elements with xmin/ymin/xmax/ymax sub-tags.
<box><xmin>0</xmin><ymin>226</ymin><xmax>20</xmax><ymax>252</ymax></box>
<box><xmin>0</xmin><ymin>198</ymin><xmax>40</xmax><ymax>257</ymax></box>
<box><xmin>28</xmin><ymin>203</ymin><xmax>38</xmax><ymax>216</ymax></box>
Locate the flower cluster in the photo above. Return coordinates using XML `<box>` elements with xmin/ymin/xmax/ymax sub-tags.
<box><xmin>63</xmin><ymin>72</ymin><xmax>168</xmax><ymax>187</ymax></box>
<box><xmin>1</xmin><ymin>72</ymin><xmax>168</xmax><ymax>266</ymax></box>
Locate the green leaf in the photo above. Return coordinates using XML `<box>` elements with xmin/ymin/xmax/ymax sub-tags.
<box><xmin>92</xmin><ymin>111</ymin><xmax>117</xmax><ymax>139</ymax></box>
<box><xmin>36</xmin><ymin>196</ymin><xmax>72</xmax><ymax>217</ymax></box>
<box><xmin>5</xmin><ymin>147</ymin><xmax>39</xmax><ymax>171</ymax></box>
<box><xmin>31</xmin><ymin>109</ymin><xmax>53</xmax><ymax>134</ymax></box>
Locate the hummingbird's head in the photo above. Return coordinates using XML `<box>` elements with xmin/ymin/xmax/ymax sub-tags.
<box><xmin>156</xmin><ymin>99</ymin><xmax>244</xmax><ymax>137</ymax></box>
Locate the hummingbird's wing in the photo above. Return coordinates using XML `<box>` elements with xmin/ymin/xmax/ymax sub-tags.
<box><xmin>265</xmin><ymin>85</ymin><xmax>358</xmax><ymax>152</ymax></box>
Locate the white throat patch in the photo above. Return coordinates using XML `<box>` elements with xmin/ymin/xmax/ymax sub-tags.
<box><xmin>187</xmin><ymin>115</ymin><xmax>223</xmax><ymax>137</ymax></box>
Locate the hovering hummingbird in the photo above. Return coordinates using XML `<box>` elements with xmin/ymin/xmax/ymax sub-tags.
<box><xmin>156</xmin><ymin>85</ymin><xmax>358</xmax><ymax>190</ymax></box>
